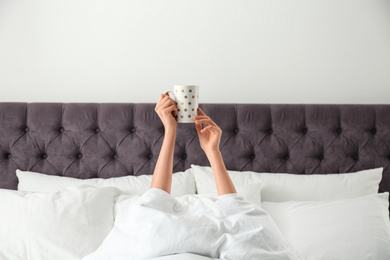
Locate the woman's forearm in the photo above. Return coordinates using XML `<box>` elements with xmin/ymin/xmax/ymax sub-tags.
<box><xmin>206</xmin><ymin>150</ymin><xmax>236</xmax><ymax>196</ymax></box>
<box><xmin>150</xmin><ymin>127</ymin><xmax>176</xmax><ymax>193</ymax></box>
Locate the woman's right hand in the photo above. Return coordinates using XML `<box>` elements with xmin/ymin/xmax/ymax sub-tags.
<box><xmin>155</xmin><ymin>93</ymin><xmax>178</xmax><ymax>130</ymax></box>
<box><xmin>194</xmin><ymin>108</ymin><xmax>222</xmax><ymax>155</ymax></box>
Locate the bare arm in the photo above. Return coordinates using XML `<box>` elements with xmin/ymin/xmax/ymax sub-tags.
<box><xmin>194</xmin><ymin>108</ymin><xmax>236</xmax><ymax>196</ymax></box>
<box><xmin>205</xmin><ymin>149</ymin><xmax>236</xmax><ymax>195</ymax></box>
<box><xmin>150</xmin><ymin>128</ymin><xmax>176</xmax><ymax>193</ymax></box>
<box><xmin>150</xmin><ymin>94</ymin><xmax>178</xmax><ymax>194</ymax></box>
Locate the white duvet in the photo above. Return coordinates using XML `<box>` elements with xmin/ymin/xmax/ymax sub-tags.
<box><xmin>83</xmin><ymin>188</ymin><xmax>302</xmax><ymax>260</ymax></box>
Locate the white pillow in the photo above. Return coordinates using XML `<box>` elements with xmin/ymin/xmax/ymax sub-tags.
<box><xmin>262</xmin><ymin>193</ymin><xmax>390</xmax><ymax>260</ymax></box>
<box><xmin>0</xmin><ymin>185</ymin><xmax>118</xmax><ymax>260</ymax></box>
<box><xmin>190</xmin><ymin>164</ymin><xmax>262</xmax><ymax>204</ymax></box>
<box><xmin>17</xmin><ymin>169</ymin><xmax>196</xmax><ymax>197</ymax></box>
<box><xmin>190</xmin><ymin>164</ymin><xmax>383</xmax><ymax>202</ymax></box>
<box><xmin>188</xmin><ymin>165</ymin><xmax>261</xmax><ymax>205</ymax></box>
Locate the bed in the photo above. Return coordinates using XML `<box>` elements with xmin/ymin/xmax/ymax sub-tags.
<box><xmin>1</xmin><ymin>103</ymin><xmax>390</xmax><ymax>260</ymax></box>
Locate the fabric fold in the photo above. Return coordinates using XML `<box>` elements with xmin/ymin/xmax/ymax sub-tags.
<box><xmin>84</xmin><ymin>188</ymin><xmax>302</xmax><ymax>260</ymax></box>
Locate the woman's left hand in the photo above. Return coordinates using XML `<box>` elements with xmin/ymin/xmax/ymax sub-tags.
<box><xmin>194</xmin><ymin>108</ymin><xmax>222</xmax><ymax>155</ymax></box>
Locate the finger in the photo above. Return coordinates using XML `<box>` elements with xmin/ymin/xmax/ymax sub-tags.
<box><xmin>158</xmin><ymin>93</ymin><xmax>170</xmax><ymax>104</ymax></box>
<box><xmin>157</xmin><ymin>95</ymin><xmax>175</xmax><ymax>110</ymax></box>
<box><xmin>155</xmin><ymin>95</ymin><xmax>164</xmax><ymax>110</ymax></box>
<box><xmin>195</xmin><ymin>119</ymin><xmax>202</xmax><ymax>134</ymax></box>
<box><xmin>197</xmin><ymin>107</ymin><xmax>207</xmax><ymax>116</ymax></box>
<box><xmin>172</xmin><ymin>105</ymin><xmax>178</xmax><ymax>116</ymax></box>
<box><xmin>164</xmin><ymin>104</ymin><xmax>178</xmax><ymax>115</ymax></box>
<box><xmin>162</xmin><ymin>103</ymin><xmax>177</xmax><ymax>112</ymax></box>
<box><xmin>161</xmin><ymin>94</ymin><xmax>171</xmax><ymax>103</ymax></box>
<box><xmin>193</xmin><ymin>116</ymin><xmax>209</xmax><ymax>123</ymax></box>
<box><xmin>156</xmin><ymin>94</ymin><xmax>170</xmax><ymax>110</ymax></box>
<box><xmin>193</xmin><ymin>115</ymin><xmax>209</xmax><ymax>119</ymax></box>
<box><xmin>200</xmin><ymin>125</ymin><xmax>218</xmax><ymax>134</ymax></box>
<box><xmin>158</xmin><ymin>94</ymin><xmax>166</xmax><ymax>102</ymax></box>
<box><xmin>160</xmin><ymin>98</ymin><xmax>176</xmax><ymax>110</ymax></box>
<box><xmin>195</xmin><ymin>119</ymin><xmax>216</xmax><ymax>127</ymax></box>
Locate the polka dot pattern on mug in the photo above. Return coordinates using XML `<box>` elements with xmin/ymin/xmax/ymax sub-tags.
<box><xmin>173</xmin><ymin>85</ymin><xmax>199</xmax><ymax>123</ymax></box>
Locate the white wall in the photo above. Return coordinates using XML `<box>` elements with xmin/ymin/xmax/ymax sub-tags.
<box><xmin>0</xmin><ymin>0</ymin><xmax>389</xmax><ymax>104</ymax></box>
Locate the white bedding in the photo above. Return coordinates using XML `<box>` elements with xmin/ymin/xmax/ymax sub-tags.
<box><xmin>191</xmin><ymin>165</ymin><xmax>383</xmax><ymax>202</ymax></box>
<box><xmin>0</xmin><ymin>185</ymin><xmax>118</xmax><ymax>260</ymax></box>
<box><xmin>150</xmin><ymin>253</ymin><xmax>218</xmax><ymax>259</ymax></box>
<box><xmin>84</xmin><ymin>188</ymin><xmax>302</xmax><ymax>260</ymax></box>
<box><xmin>262</xmin><ymin>193</ymin><xmax>390</xmax><ymax>260</ymax></box>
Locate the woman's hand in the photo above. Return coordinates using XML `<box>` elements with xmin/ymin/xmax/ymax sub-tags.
<box><xmin>155</xmin><ymin>93</ymin><xmax>178</xmax><ymax>131</ymax></box>
<box><xmin>194</xmin><ymin>108</ymin><xmax>222</xmax><ymax>155</ymax></box>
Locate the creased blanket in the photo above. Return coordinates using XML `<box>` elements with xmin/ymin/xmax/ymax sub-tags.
<box><xmin>83</xmin><ymin>188</ymin><xmax>302</xmax><ymax>260</ymax></box>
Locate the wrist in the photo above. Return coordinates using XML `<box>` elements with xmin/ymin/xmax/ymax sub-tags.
<box><xmin>205</xmin><ymin>149</ymin><xmax>221</xmax><ymax>158</ymax></box>
<box><xmin>164</xmin><ymin>127</ymin><xmax>177</xmax><ymax>136</ymax></box>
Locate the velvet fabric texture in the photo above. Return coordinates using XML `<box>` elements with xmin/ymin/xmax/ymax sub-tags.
<box><xmin>0</xmin><ymin>103</ymin><xmax>389</xmax><ymax>200</ymax></box>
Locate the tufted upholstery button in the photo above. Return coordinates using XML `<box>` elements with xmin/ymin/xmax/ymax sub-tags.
<box><xmin>113</xmin><ymin>154</ymin><xmax>118</xmax><ymax>159</ymax></box>
<box><xmin>388</xmin><ymin>155</ymin><xmax>390</xmax><ymax>160</ymax></box>
<box><xmin>250</xmin><ymin>154</ymin><xmax>256</xmax><ymax>160</ymax></box>
<box><xmin>95</xmin><ymin>128</ymin><xmax>100</xmax><ymax>133</ymax></box>
<box><xmin>302</xmin><ymin>128</ymin><xmax>308</xmax><ymax>134</ymax></box>
<box><xmin>5</xmin><ymin>153</ymin><xmax>12</xmax><ymax>159</ymax></box>
<box><xmin>59</xmin><ymin>127</ymin><xmax>65</xmax><ymax>133</ymax></box>
<box><xmin>130</xmin><ymin>127</ymin><xmax>136</xmax><ymax>133</ymax></box>
<box><xmin>24</xmin><ymin>127</ymin><xmax>30</xmax><ymax>133</ymax></box>
<box><xmin>336</xmin><ymin>128</ymin><xmax>342</xmax><ymax>134</ymax></box>
<box><xmin>234</xmin><ymin>128</ymin><xmax>239</xmax><ymax>134</ymax></box>
<box><xmin>77</xmin><ymin>153</ymin><xmax>83</xmax><ymax>159</ymax></box>
<box><xmin>41</xmin><ymin>153</ymin><xmax>48</xmax><ymax>159</ymax></box>
<box><xmin>353</xmin><ymin>155</ymin><xmax>359</xmax><ymax>161</ymax></box>
<box><xmin>148</xmin><ymin>153</ymin><xmax>153</xmax><ymax>159</ymax></box>
<box><xmin>267</xmin><ymin>129</ymin><xmax>273</xmax><ymax>134</ymax></box>
<box><xmin>318</xmin><ymin>155</ymin><xmax>324</xmax><ymax>160</ymax></box>
<box><xmin>182</xmin><ymin>154</ymin><xmax>187</xmax><ymax>159</ymax></box>
<box><xmin>371</xmin><ymin>128</ymin><xmax>377</xmax><ymax>134</ymax></box>
<box><xmin>283</xmin><ymin>154</ymin><xmax>289</xmax><ymax>160</ymax></box>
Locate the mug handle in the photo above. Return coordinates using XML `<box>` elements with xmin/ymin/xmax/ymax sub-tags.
<box><xmin>163</xmin><ymin>90</ymin><xmax>176</xmax><ymax>102</ymax></box>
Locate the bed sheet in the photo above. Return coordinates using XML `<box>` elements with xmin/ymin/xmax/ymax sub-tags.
<box><xmin>151</xmin><ymin>253</ymin><xmax>218</xmax><ymax>260</ymax></box>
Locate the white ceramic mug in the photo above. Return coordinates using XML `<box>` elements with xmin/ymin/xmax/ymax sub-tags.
<box><xmin>164</xmin><ymin>85</ymin><xmax>199</xmax><ymax>123</ymax></box>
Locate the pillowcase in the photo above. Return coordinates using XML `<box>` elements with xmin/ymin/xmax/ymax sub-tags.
<box><xmin>0</xmin><ymin>185</ymin><xmax>118</xmax><ymax>260</ymax></box>
<box><xmin>190</xmin><ymin>164</ymin><xmax>261</xmax><ymax>203</ymax></box>
<box><xmin>16</xmin><ymin>169</ymin><xmax>196</xmax><ymax>197</ymax></box>
<box><xmin>190</xmin><ymin>164</ymin><xmax>383</xmax><ymax>202</ymax></box>
<box><xmin>186</xmin><ymin>165</ymin><xmax>262</xmax><ymax>205</ymax></box>
<box><xmin>259</xmin><ymin>168</ymin><xmax>382</xmax><ymax>202</ymax></box>
<box><xmin>261</xmin><ymin>193</ymin><xmax>390</xmax><ymax>260</ymax></box>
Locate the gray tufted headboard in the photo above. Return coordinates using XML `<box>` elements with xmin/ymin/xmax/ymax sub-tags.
<box><xmin>0</xmin><ymin>103</ymin><xmax>389</xmax><ymax>200</ymax></box>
